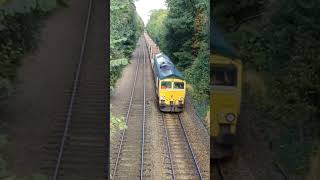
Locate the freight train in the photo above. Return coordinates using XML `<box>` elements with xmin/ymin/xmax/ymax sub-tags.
<box><xmin>144</xmin><ymin>33</ymin><xmax>186</xmax><ymax>112</ymax></box>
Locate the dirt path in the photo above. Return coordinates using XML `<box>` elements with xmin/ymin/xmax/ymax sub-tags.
<box><xmin>0</xmin><ymin>0</ymin><xmax>94</xmax><ymax>177</ymax></box>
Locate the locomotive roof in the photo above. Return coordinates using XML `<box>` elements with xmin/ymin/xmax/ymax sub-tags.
<box><xmin>154</xmin><ymin>53</ymin><xmax>184</xmax><ymax>80</ymax></box>
<box><xmin>210</xmin><ymin>23</ymin><xmax>239</xmax><ymax>59</ymax></box>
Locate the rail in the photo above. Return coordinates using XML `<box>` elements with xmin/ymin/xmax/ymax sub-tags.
<box><xmin>214</xmin><ymin>160</ymin><xmax>224</xmax><ymax>180</ymax></box>
<box><xmin>161</xmin><ymin>113</ymin><xmax>177</xmax><ymax>180</ymax></box>
<box><xmin>161</xmin><ymin>113</ymin><xmax>203</xmax><ymax>179</ymax></box>
<box><xmin>111</xmin><ymin>38</ymin><xmax>147</xmax><ymax>179</ymax></box>
<box><xmin>140</xmin><ymin>37</ymin><xmax>146</xmax><ymax>180</ymax></box>
<box><xmin>274</xmin><ymin>161</ymin><xmax>291</xmax><ymax>180</ymax></box>
<box><xmin>178</xmin><ymin>114</ymin><xmax>203</xmax><ymax>179</ymax></box>
<box><xmin>52</xmin><ymin>0</ymin><xmax>92</xmax><ymax>179</ymax></box>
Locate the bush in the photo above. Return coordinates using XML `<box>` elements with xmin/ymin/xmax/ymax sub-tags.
<box><xmin>110</xmin><ymin>0</ymin><xmax>143</xmax><ymax>89</ymax></box>
<box><xmin>0</xmin><ymin>0</ymin><xmax>65</xmax><ymax>102</ymax></box>
<box><xmin>110</xmin><ymin>110</ymin><xmax>126</xmax><ymax>137</ymax></box>
<box><xmin>146</xmin><ymin>0</ymin><xmax>209</xmax><ymax>118</ymax></box>
<box><xmin>0</xmin><ymin>157</ymin><xmax>8</xmax><ymax>177</ymax></box>
<box><xmin>0</xmin><ymin>78</ymin><xmax>13</xmax><ymax>101</ymax></box>
<box><xmin>214</xmin><ymin>0</ymin><xmax>320</xmax><ymax>175</ymax></box>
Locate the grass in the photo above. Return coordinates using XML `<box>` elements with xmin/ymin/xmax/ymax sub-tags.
<box><xmin>186</xmin><ymin>85</ymin><xmax>209</xmax><ymax>132</ymax></box>
<box><xmin>110</xmin><ymin>110</ymin><xmax>126</xmax><ymax>138</ymax></box>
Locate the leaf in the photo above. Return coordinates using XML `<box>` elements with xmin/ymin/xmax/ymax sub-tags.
<box><xmin>37</xmin><ymin>0</ymin><xmax>57</xmax><ymax>11</ymax></box>
<box><xmin>110</xmin><ymin>58</ymin><xmax>128</xmax><ymax>67</ymax></box>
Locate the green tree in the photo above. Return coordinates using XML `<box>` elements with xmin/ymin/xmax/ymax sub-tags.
<box><xmin>213</xmin><ymin>0</ymin><xmax>320</xmax><ymax>175</ymax></box>
<box><xmin>110</xmin><ymin>0</ymin><xmax>143</xmax><ymax>87</ymax></box>
<box><xmin>0</xmin><ymin>0</ymin><xmax>66</xmax><ymax>101</ymax></box>
<box><xmin>146</xmin><ymin>9</ymin><xmax>167</xmax><ymax>49</ymax></box>
<box><xmin>146</xmin><ymin>0</ymin><xmax>209</xmax><ymax>118</ymax></box>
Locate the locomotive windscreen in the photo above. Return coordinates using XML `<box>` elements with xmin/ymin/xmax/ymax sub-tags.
<box><xmin>211</xmin><ymin>64</ymin><xmax>237</xmax><ymax>86</ymax></box>
<box><xmin>160</xmin><ymin>64</ymin><xmax>173</xmax><ymax>70</ymax></box>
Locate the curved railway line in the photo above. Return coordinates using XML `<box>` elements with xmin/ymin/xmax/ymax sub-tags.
<box><xmin>41</xmin><ymin>0</ymin><xmax>107</xmax><ymax>179</ymax></box>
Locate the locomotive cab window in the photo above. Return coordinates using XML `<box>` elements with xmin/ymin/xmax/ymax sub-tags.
<box><xmin>211</xmin><ymin>64</ymin><xmax>237</xmax><ymax>86</ymax></box>
<box><xmin>161</xmin><ymin>81</ymin><xmax>172</xmax><ymax>89</ymax></box>
<box><xmin>173</xmin><ymin>82</ymin><xmax>184</xmax><ymax>89</ymax></box>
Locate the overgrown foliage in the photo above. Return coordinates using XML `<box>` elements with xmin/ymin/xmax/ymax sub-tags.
<box><xmin>110</xmin><ymin>0</ymin><xmax>143</xmax><ymax>136</ymax></box>
<box><xmin>146</xmin><ymin>0</ymin><xmax>209</xmax><ymax>118</ymax></box>
<box><xmin>0</xmin><ymin>1</ymin><xmax>65</xmax><ymax>179</ymax></box>
<box><xmin>110</xmin><ymin>111</ymin><xmax>126</xmax><ymax>137</ymax></box>
<box><xmin>110</xmin><ymin>0</ymin><xmax>143</xmax><ymax>88</ymax></box>
<box><xmin>213</xmin><ymin>0</ymin><xmax>320</xmax><ymax>176</ymax></box>
<box><xmin>145</xmin><ymin>9</ymin><xmax>167</xmax><ymax>49</ymax></box>
<box><xmin>0</xmin><ymin>0</ymin><xmax>66</xmax><ymax>101</ymax></box>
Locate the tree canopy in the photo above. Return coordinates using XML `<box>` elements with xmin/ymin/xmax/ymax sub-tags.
<box><xmin>0</xmin><ymin>0</ymin><xmax>66</xmax><ymax>100</ymax></box>
<box><xmin>145</xmin><ymin>9</ymin><xmax>167</xmax><ymax>48</ymax></box>
<box><xmin>146</xmin><ymin>0</ymin><xmax>209</xmax><ymax>118</ymax></box>
<box><xmin>213</xmin><ymin>0</ymin><xmax>320</xmax><ymax>176</ymax></box>
<box><xmin>110</xmin><ymin>0</ymin><xmax>144</xmax><ymax>87</ymax></box>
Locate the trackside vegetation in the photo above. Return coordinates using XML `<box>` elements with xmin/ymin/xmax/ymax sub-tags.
<box><xmin>0</xmin><ymin>0</ymin><xmax>67</xmax><ymax>101</ymax></box>
<box><xmin>0</xmin><ymin>1</ymin><xmax>67</xmax><ymax>179</ymax></box>
<box><xmin>110</xmin><ymin>0</ymin><xmax>143</xmax><ymax>89</ymax></box>
<box><xmin>146</xmin><ymin>0</ymin><xmax>209</xmax><ymax>122</ymax></box>
<box><xmin>214</xmin><ymin>0</ymin><xmax>320</xmax><ymax>177</ymax></box>
<box><xmin>110</xmin><ymin>0</ymin><xmax>143</xmax><ymax>136</ymax></box>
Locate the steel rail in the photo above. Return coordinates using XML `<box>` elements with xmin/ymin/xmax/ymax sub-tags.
<box><xmin>144</xmin><ymin>35</ymin><xmax>176</xmax><ymax>179</ymax></box>
<box><xmin>177</xmin><ymin>114</ymin><xmax>203</xmax><ymax>180</ymax></box>
<box><xmin>144</xmin><ymin>34</ymin><xmax>176</xmax><ymax>180</ymax></box>
<box><xmin>111</xmin><ymin>39</ymin><xmax>142</xmax><ymax>179</ymax></box>
<box><xmin>52</xmin><ymin>0</ymin><xmax>92</xmax><ymax>179</ymax></box>
<box><xmin>140</xmin><ymin>37</ymin><xmax>146</xmax><ymax>180</ymax></box>
<box><xmin>161</xmin><ymin>113</ymin><xmax>177</xmax><ymax>180</ymax></box>
<box><xmin>144</xmin><ymin>34</ymin><xmax>202</xmax><ymax>179</ymax></box>
<box><xmin>274</xmin><ymin>161</ymin><xmax>290</xmax><ymax>180</ymax></box>
<box><xmin>215</xmin><ymin>160</ymin><xmax>224</xmax><ymax>180</ymax></box>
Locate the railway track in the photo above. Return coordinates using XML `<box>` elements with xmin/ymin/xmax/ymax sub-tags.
<box><xmin>212</xmin><ymin>160</ymin><xmax>224</xmax><ymax>180</ymax></box>
<box><xmin>212</xmin><ymin>159</ymin><xmax>290</xmax><ymax>180</ymax></box>
<box><xmin>110</xmin><ymin>37</ymin><xmax>147</xmax><ymax>179</ymax></box>
<box><xmin>145</xmin><ymin>34</ymin><xmax>204</xmax><ymax>179</ymax></box>
<box><xmin>274</xmin><ymin>162</ymin><xmax>291</xmax><ymax>180</ymax></box>
<box><xmin>41</xmin><ymin>0</ymin><xmax>107</xmax><ymax>179</ymax></box>
<box><xmin>161</xmin><ymin>113</ymin><xmax>203</xmax><ymax>180</ymax></box>
<box><xmin>110</xmin><ymin>34</ymin><xmax>205</xmax><ymax>179</ymax></box>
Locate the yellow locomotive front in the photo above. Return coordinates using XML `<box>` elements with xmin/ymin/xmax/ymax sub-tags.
<box><xmin>144</xmin><ymin>34</ymin><xmax>186</xmax><ymax>113</ymax></box>
<box><xmin>151</xmin><ymin>53</ymin><xmax>186</xmax><ymax>113</ymax></box>
<box><xmin>210</xmin><ymin>55</ymin><xmax>242</xmax><ymax>145</ymax></box>
<box><xmin>158</xmin><ymin>78</ymin><xmax>186</xmax><ymax>112</ymax></box>
<box><xmin>210</xmin><ymin>25</ymin><xmax>242</xmax><ymax>159</ymax></box>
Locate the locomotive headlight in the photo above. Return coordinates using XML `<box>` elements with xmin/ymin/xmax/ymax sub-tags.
<box><xmin>160</xmin><ymin>96</ymin><xmax>165</xmax><ymax>100</ymax></box>
<box><xmin>225</xmin><ymin>113</ymin><xmax>236</xmax><ymax>122</ymax></box>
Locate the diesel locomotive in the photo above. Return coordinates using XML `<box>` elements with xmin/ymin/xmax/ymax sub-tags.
<box><xmin>211</xmin><ymin>25</ymin><xmax>242</xmax><ymax>158</ymax></box>
<box><xmin>152</xmin><ymin>53</ymin><xmax>186</xmax><ymax>112</ymax></box>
